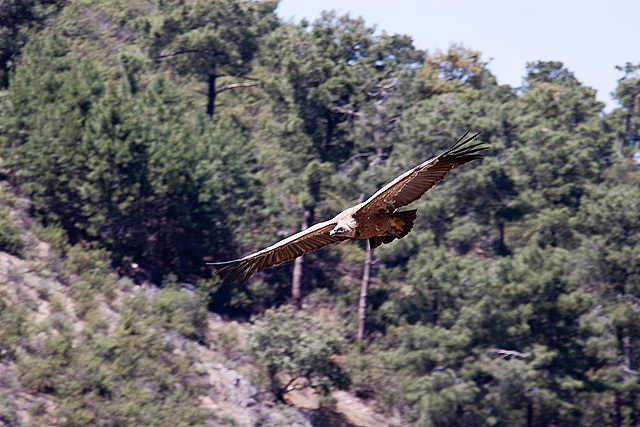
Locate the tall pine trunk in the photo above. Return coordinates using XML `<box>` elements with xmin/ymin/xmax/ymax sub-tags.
<box><xmin>614</xmin><ymin>326</ymin><xmax>637</xmax><ymax>425</ymax></box>
<box><xmin>206</xmin><ymin>72</ymin><xmax>216</xmax><ymax>116</ymax></box>
<box><xmin>526</xmin><ymin>401</ymin><xmax>534</xmax><ymax>427</ymax></box>
<box><xmin>291</xmin><ymin>208</ymin><xmax>314</xmax><ymax>309</ymax></box>
<box><xmin>622</xmin><ymin>329</ymin><xmax>639</xmax><ymax>425</ymax></box>
<box><xmin>614</xmin><ymin>391</ymin><xmax>623</xmax><ymax>427</ymax></box>
<box><xmin>356</xmin><ymin>147</ymin><xmax>387</xmax><ymax>341</ymax></box>
<box><xmin>357</xmin><ymin>239</ymin><xmax>373</xmax><ymax>341</ymax></box>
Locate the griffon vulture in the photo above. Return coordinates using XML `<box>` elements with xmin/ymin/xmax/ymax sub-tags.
<box><xmin>210</xmin><ymin>132</ymin><xmax>487</xmax><ymax>283</ymax></box>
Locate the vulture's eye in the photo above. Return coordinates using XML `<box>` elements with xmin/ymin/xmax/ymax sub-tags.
<box><xmin>333</xmin><ymin>226</ymin><xmax>345</xmax><ymax>235</ymax></box>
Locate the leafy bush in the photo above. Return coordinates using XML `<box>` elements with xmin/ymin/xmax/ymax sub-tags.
<box><xmin>155</xmin><ymin>277</ymin><xmax>209</xmax><ymax>341</ymax></box>
<box><xmin>17</xmin><ymin>290</ymin><xmax>210</xmax><ymax>426</ymax></box>
<box><xmin>0</xmin><ymin>207</ymin><xmax>24</xmax><ymax>256</ymax></box>
<box><xmin>0</xmin><ymin>295</ymin><xmax>30</xmax><ymax>360</ymax></box>
<box><xmin>249</xmin><ymin>304</ymin><xmax>348</xmax><ymax>399</ymax></box>
<box><xmin>62</xmin><ymin>244</ymin><xmax>111</xmax><ymax>279</ymax></box>
<box><xmin>0</xmin><ymin>389</ymin><xmax>18</xmax><ymax>426</ymax></box>
<box><xmin>37</xmin><ymin>223</ymin><xmax>70</xmax><ymax>257</ymax></box>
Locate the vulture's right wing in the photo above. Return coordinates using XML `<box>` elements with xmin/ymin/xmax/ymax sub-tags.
<box><xmin>356</xmin><ymin>132</ymin><xmax>487</xmax><ymax>218</ymax></box>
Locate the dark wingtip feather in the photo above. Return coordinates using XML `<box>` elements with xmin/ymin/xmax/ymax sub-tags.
<box><xmin>208</xmin><ymin>257</ymin><xmax>254</xmax><ymax>283</ymax></box>
<box><xmin>230</xmin><ymin>261</ymin><xmax>253</xmax><ymax>283</ymax></box>
<box><xmin>444</xmin><ymin>132</ymin><xmax>488</xmax><ymax>159</ymax></box>
<box><xmin>243</xmin><ymin>262</ymin><xmax>260</xmax><ymax>283</ymax></box>
<box><xmin>210</xmin><ymin>253</ymin><xmax>270</xmax><ymax>283</ymax></box>
<box><xmin>221</xmin><ymin>263</ymin><xmax>242</xmax><ymax>281</ymax></box>
<box><xmin>446</xmin><ymin>131</ymin><xmax>481</xmax><ymax>151</ymax></box>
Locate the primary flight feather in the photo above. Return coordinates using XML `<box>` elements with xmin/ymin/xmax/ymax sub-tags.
<box><xmin>210</xmin><ymin>132</ymin><xmax>488</xmax><ymax>283</ymax></box>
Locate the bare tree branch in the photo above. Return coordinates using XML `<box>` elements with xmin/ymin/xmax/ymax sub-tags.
<box><xmin>333</xmin><ymin>105</ymin><xmax>364</xmax><ymax>117</ymax></box>
<box><xmin>215</xmin><ymin>81</ymin><xmax>258</xmax><ymax>94</ymax></box>
<box><xmin>339</xmin><ymin>152</ymin><xmax>369</xmax><ymax>170</ymax></box>
<box><xmin>378</xmin><ymin>76</ymin><xmax>400</xmax><ymax>90</ymax></box>
<box><xmin>156</xmin><ymin>49</ymin><xmax>230</xmax><ymax>61</ymax></box>
<box><xmin>488</xmin><ymin>348</ymin><xmax>531</xmax><ymax>359</ymax></box>
<box><xmin>156</xmin><ymin>49</ymin><xmax>207</xmax><ymax>59</ymax></box>
<box><xmin>275</xmin><ymin>376</ymin><xmax>300</xmax><ymax>402</ymax></box>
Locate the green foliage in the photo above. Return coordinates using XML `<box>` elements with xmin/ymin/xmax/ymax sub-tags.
<box><xmin>0</xmin><ymin>206</ymin><xmax>24</xmax><ymax>255</ymax></box>
<box><xmin>0</xmin><ymin>388</ymin><xmax>18</xmax><ymax>426</ymax></box>
<box><xmin>63</xmin><ymin>244</ymin><xmax>112</xmax><ymax>278</ymax></box>
<box><xmin>1</xmin><ymin>29</ymin><xmax>258</xmax><ymax>277</ymax></box>
<box><xmin>1</xmin><ymin>31</ymin><xmax>103</xmax><ymax>231</ymax></box>
<box><xmin>0</xmin><ymin>294</ymin><xmax>31</xmax><ymax>360</ymax></box>
<box><xmin>135</xmin><ymin>0</ymin><xmax>277</xmax><ymax>115</ymax></box>
<box><xmin>416</xmin><ymin>45</ymin><xmax>491</xmax><ymax>99</ymax></box>
<box><xmin>613</xmin><ymin>62</ymin><xmax>640</xmax><ymax>157</ymax></box>
<box><xmin>15</xmin><ymin>290</ymin><xmax>210</xmax><ymax>425</ymax></box>
<box><xmin>249</xmin><ymin>304</ymin><xmax>347</xmax><ymax>397</ymax></box>
<box><xmin>0</xmin><ymin>1</ymin><xmax>639</xmax><ymax>424</ymax></box>
<box><xmin>368</xmin><ymin>248</ymin><xmax>599</xmax><ymax>425</ymax></box>
<box><xmin>0</xmin><ymin>0</ymin><xmax>64</xmax><ymax>88</ymax></box>
<box><xmin>573</xmin><ymin>184</ymin><xmax>640</xmax><ymax>291</ymax></box>
<box><xmin>155</xmin><ymin>276</ymin><xmax>209</xmax><ymax>341</ymax></box>
<box><xmin>37</xmin><ymin>223</ymin><xmax>71</xmax><ymax>256</ymax></box>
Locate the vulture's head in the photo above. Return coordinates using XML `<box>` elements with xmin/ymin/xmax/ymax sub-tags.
<box><xmin>330</xmin><ymin>219</ymin><xmax>356</xmax><ymax>238</ymax></box>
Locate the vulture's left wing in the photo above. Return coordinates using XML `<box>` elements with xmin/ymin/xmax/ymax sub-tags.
<box><xmin>356</xmin><ymin>132</ymin><xmax>487</xmax><ymax>218</ymax></box>
<box><xmin>209</xmin><ymin>220</ymin><xmax>350</xmax><ymax>283</ymax></box>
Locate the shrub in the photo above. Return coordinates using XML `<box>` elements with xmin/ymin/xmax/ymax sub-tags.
<box><xmin>37</xmin><ymin>223</ymin><xmax>70</xmax><ymax>257</ymax></box>
<box><xmin>0</xmin><ymin>207</ymin><xmax>24</xmax><ymax>256</ymax></box>
<box><xmin>249</xmin><ymin>304</ymin><xmax>348</xmax><ymax>399</ymax></box>
<box><xmin>155</xmin><ymin>279</ymin><xmax>209</xmax><ymax>341</ymax></box>
<box><xmin>0</xmin><ymin>389</ymin><xmax>18</xmax><ymax>426</ymax></box>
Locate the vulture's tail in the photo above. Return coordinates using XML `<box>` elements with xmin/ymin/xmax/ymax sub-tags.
<box><xmin>369</xmin><ymin>209</ymin><xmax>417</xmax><ymax>249</ymax></box>
<box><xmin>393</xmin><ymin>209</ymin><xmax>417</xmax><ymax>239</ymax></box>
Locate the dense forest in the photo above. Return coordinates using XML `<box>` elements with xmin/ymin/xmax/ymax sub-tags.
<box><xmin>1</xmin><ymin>0</ymin><xmax>640</xmax><ymax>425</ymax></box>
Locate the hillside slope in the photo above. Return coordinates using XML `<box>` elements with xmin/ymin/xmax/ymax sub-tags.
<box><xmin>0</xmin><ymin>185</ymin><xmax>400</xmax><ymax>426</ymax></box>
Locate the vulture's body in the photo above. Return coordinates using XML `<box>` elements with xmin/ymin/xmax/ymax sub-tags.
<box><xmin>210</xmin><ymin>132</ymin><xmax>488</xmax><ymax>283</ymax></box>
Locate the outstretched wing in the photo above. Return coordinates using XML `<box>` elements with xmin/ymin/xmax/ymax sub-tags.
<box><xmin>356</xmin><ymin>132</ymin><xmax>487</xmax><ymax>217</ymax></box>
<box><xmin>209</xmin><ymin>220</ymin><xmax>350</xmax><ymax>283</ymax></box>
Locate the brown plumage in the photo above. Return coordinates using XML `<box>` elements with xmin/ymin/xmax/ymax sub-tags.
<box><xmin>209</xmin><ymin>132</ymin><xmax>488</xmax><ymax>283</ymax></box>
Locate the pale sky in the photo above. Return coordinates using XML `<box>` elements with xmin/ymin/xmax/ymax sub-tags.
<box><xmin>277</xmin><ymin>1</ymin><xmax>639</xmax><ymax>112</ymax></box>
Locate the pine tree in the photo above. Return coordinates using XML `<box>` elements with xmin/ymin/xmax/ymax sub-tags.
<box><xmin>135</xmin><ymin>0</ymin><xmax>277</xmax><ymax>116</ymax></box>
